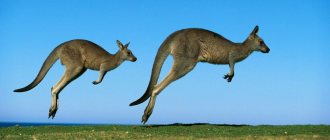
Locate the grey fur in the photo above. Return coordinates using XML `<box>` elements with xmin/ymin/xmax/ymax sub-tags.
<box><xmin>14</xmin><ymin>39</ymin><xmax>137</xmax><ymax>119</ymax></box>
<box><xmin>130</xmin><ymin>26</ymin><xmax>270</xmax><ymax>124</ymax></box>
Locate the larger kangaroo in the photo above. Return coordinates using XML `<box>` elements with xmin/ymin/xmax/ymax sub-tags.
<box><xmin>130</xmin><ymin>25</ymin><xmax>270</xmax><ymax>124</ymax></box>
<box><xmin>14</xmin><ymin>39</ymin><xmax>137</xmax><ymax>119</ymax></box>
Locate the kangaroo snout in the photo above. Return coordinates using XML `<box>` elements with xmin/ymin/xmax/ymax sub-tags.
<box><xmin>265</xmin><ymin>48</ymin><xmax>270</xmax><ymax>53</ymax></box>
<box><xmin>131</xmin><ymin>57</ymin><xmax>137</xmax><ymax>62</ymax></box>
<box><xmin>261</xmin><ymin>47</ymin><xmax>270</xmax><ymax>53</ymax></box>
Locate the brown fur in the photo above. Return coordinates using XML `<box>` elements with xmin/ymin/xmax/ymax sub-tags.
<box><xmin>130</xmin><ymin>26</ymin><xmax>270</xmax><ymax>124</ymax></box>
<box><xmin>14</xmin><ymin>39</ymin><xmax>137</xmax><ymax>119</ymax></box>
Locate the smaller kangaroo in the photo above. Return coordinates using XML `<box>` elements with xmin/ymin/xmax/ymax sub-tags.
<box><xmin>14</xmin><ymin>39</ymin><xmax>137</xmax><ymax>119</ymax></box>
<box><xmin>130</xmin><ymin>25</ymin><xmax>270</xmax><ymax>124</ymax></box>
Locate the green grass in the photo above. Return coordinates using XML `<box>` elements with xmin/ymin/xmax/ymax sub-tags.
<box><xmin>1</xmin><ymin>123</ymin><xmax>330</xmax><ymax>139</ymax></box>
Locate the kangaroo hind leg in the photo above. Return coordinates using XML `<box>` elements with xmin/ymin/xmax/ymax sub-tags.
<box><xmin>142</xmin><ymin>57</ymin><xmax>197</xmax><ymax>123</ymax></box>
<box><xmin>49</xmin><ymin>65</ymin><xmax>86</xmax><ymax>119</ymax></box>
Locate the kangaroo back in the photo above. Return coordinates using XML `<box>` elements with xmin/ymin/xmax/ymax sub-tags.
<box><xmin>14</xmin><ymin>47</ymin><xmax>59</xmax><ymax>92</ymax></box>
<box><xmin>129</xmin><ymin>42</ymin><xmax>170</xmax><ymax>106</ymax></box>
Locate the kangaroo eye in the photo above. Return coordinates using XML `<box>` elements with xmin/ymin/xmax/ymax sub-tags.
<box><xmin>259</xmin><ymin>40</ymin><xmax>264</xmax><ymax>45</ymax></box>
<box><xmin>127</xmin><ymin>51</ymin><xmax>131</xmax><ymax>55</ymax></box>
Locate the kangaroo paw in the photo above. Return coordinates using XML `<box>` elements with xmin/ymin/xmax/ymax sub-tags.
<box><xmin>223</xmin><ymin>74</ymin><xmax>233</xmax><ymax>82</ymax></box>
<box><xmin>92</xmin><ymin>81</ymin><xmax>100</xmax><ymax>85</ymax></box>
<box><xmin>227</xmin><ymin>77</ymin><xmax>233</xmax><ymax>82</ymax></box>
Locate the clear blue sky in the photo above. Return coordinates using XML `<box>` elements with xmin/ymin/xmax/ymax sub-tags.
<box><xmin>0</xmin><ymin>0</ymin><xmax>329</xmax><ymax>125</ymax></box>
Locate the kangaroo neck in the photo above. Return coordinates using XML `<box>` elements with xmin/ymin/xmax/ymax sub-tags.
<box><xmin>99</xmin><ymin>52</ymin><xmax>124</xmax><ymax>71</ymax></box>
<box><xmin>103</xmin><ymin>51</ymin><xmax>123</xmax><ymax>70</ymax></box>
<box><xmin>233</xmin><ymin>42</ymin><xmax>254</xmax><ymax>62</ymax></box>
<box><xmin>112</xmin><ymin>51</ymin><xmax>124</xmax><ymax>66</ymax></box>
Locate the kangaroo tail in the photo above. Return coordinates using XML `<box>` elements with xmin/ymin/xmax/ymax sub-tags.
<box><xmin>129</xmin><ymin>42</ymin><xmax>170</xmax><ymax>106</ymax></box>
<box><xmin>14</xmin><ymin>47</ymin><xmax>60</xmax><ymax>92</ymax></box>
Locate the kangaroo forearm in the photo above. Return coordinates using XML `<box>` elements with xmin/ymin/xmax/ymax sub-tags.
<box><xmin>93</xmin><ymin>71</ymin><xmax>107</xmax><ymax>85</ymax></box>
<box><xmin>229</xmin><ymin>62</ymin><xmax>235</xmax><ymax>75</ymax></box>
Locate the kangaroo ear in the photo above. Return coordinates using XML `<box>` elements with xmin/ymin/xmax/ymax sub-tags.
<box><xmin>124</xmin><ymin>42</ymin><xmax>130</xmax><ymax>48</ymax></box>
<box><xmin>251</xmin><ymin>25</ymin><xmax>259</xmax><ymax>35</ymax></box>
<box><xmin>249</xmin><ymin>25</ymin><xmax>259</xmax><ymax>39</ymax></box>
<box><xmin>116</xmin><ymin>40</ymin><xmax>124</xmax><ymax>50</ymax></box>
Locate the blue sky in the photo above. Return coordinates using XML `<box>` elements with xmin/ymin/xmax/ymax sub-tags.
<box><xmin>0</xmin><ymin>0</ymin><xmax>329</xmax><ymax>125</ymax></box>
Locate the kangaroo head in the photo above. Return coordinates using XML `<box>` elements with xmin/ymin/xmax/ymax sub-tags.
<box><xmin>116</xmin><ymin>40</ymin><xmax>137</xmax><ymax>62</ymax></box>
<box><xmin>246</xmin><ymin>25</ymin><xmax>270</xmax><ymax>53</ymax></box>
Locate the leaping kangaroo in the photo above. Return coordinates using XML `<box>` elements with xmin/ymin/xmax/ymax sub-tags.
<box><xmin>14</xmin><ymin>39</ymin><xmax>137</xmax><ymax>119</ymax></box>
<box><xmin>130</xmin><ymin>25</ymin><xmax>270</xmax><ymax>124</ymax></box>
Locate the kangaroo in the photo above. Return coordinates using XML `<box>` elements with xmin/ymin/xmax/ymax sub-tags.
<box><xmin>130</xmin><ymin>25</ymin><xmax>270</xmax><ymax>124</ymax></box>
<box><xmin>14</xmin><ymin>39</ymin><xmax>137</xmax><ymax>119</ymax></box>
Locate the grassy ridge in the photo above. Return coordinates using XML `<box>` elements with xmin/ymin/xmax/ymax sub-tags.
<box><xmin>1</xmin><ymin>123</ymin><xmax>330</xmax><ymax>139</ymax></box>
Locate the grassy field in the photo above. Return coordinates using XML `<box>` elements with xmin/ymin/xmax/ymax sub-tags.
<box><xmin>1</xmin><ymin>123</ymin><xmax>330</xmax><ymax>139</ymax></box>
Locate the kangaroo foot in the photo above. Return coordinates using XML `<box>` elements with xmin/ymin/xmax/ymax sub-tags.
<box><xmin>141</xmin><ymin>112</ymin><xmax>152</xmax><ymax>124</ymax></box>
<box><xmin>142</xmin><ymin>95</ymin><xmax>156</xmax><ymax>124</ymax></box>
<box><xmin>48</xmin><ymin>107</ymin><xmax>58</xmax><ymax>119</ymax></box>
<box><xmin>223</xmin><ymin>74</ymin><xmax>234</xmax><ymax>82</ymax></box>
